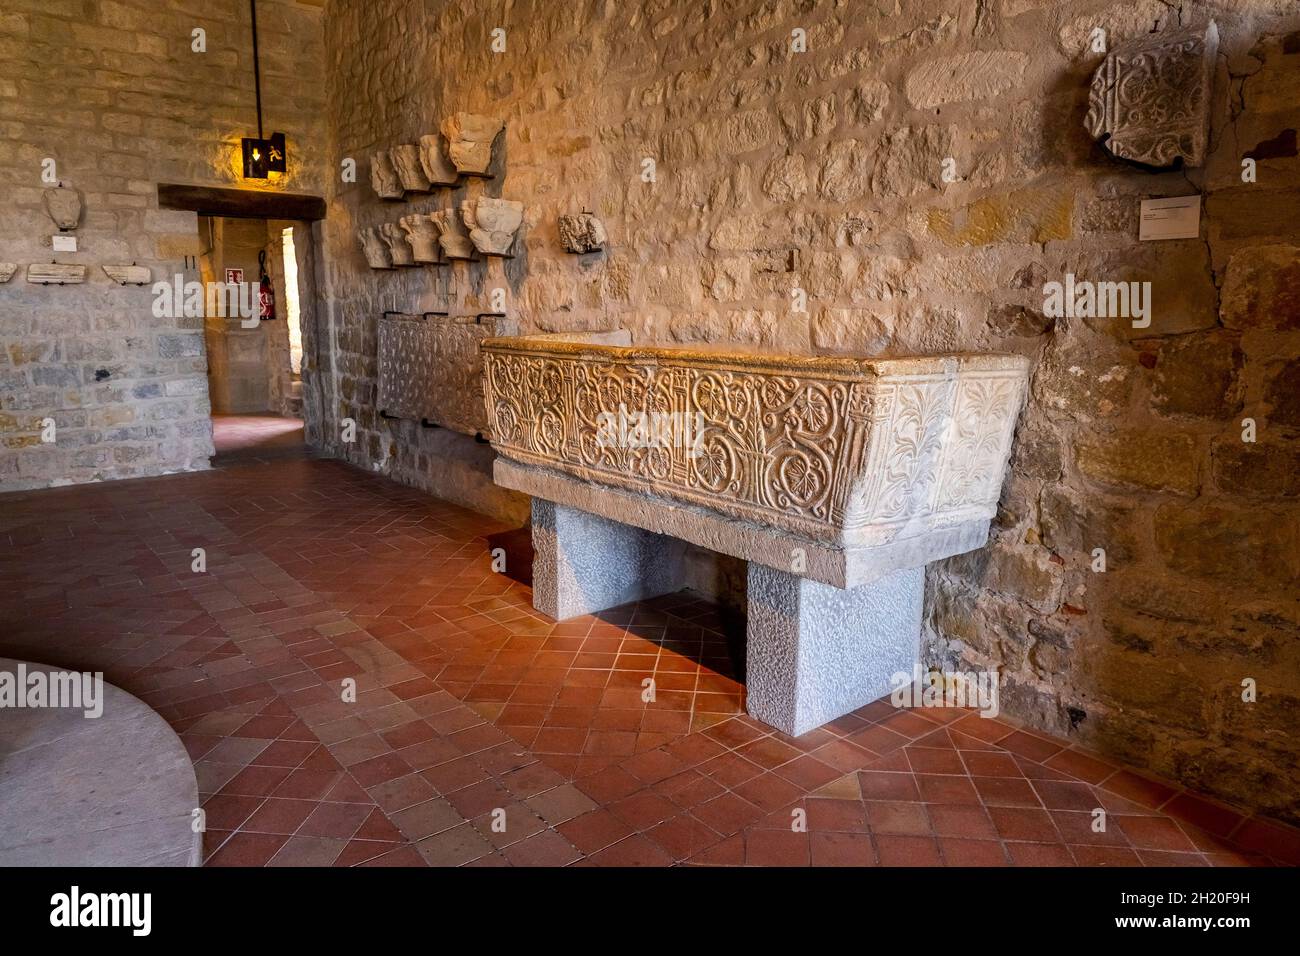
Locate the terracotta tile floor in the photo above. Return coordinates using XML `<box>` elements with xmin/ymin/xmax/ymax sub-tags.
<box><xmin>1</xmin><ymin>420</ymin><xmax>1296</xmax><ymax>867</ymax></box>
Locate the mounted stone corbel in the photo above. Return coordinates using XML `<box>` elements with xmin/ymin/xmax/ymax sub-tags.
<box><xmin>43</xmin><ymin>184</ymin><xmax>82</xmax><ymax>231</ymax></box>
<box><xmin>27</xmin><ymin>263</ymin><xmax>87</xmax><ymax>284</ymax></box>
<box><xmin>380</xmin><ymin>222</ymin><xmax>416</xmax><ymax>266</ymax></box>
<box><xmin>558</xmin><ymin>212</ymin><xmax>607</xmax><ymax>254</ymax></box>
<box><xmin>358</xmin><ymin>227</ymin><xmax>394</xmax><ymax>269</ymax></box>
<box><xmin>1085</xmin><ymin>21</ymin><xmax>1219</xmax><ymax>169</ymax></box>
<box><xmin>431</xmin><ymin>209</ymin><xmax>477</xmax><ymax>261</ymax></box>
<box><xmin>400</xmin><ymin>214</ymin><xmax>443</xmax><ymax>264</ymax></box>
<box><xmin>441</xmin><ymin>113</ymin><xmax>503</xmax><ymax>177</ymax></box>
<box><xmin>390</xmin><ymin>144</ymin><xmax>431</xmax><ymax>193</ymax></box>
<box><xmin>462</xmin><ymin>197</ymin><xmax>523</xmax><ymax>257</ymax></box>
<box><xmin>0</xmin><ymin>263</ymin><xmax>16</xmax><ymax>283</ymax></box>
<box><xmin>102</xmin><ymin>264</ymin><xmax>151</xmax><ymax>286</ymax></box>
<box><xmin>418</xmin><ymin>133</ymin><xmax>459</xmax><ymax>186</ymax></box>
<box><xmin>370</xmin><ymin>151</ymin><xmax>403</xmax><ymax>199</ymax></box>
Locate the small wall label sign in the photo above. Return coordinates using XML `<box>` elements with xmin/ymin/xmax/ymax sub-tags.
<box><xmin>224</xmin><ymin>268</ymin><xmax>244</xmax><ymax>284</ymax></box>
<box><xmin>1139</xmin><ymin>195</ymin><xmax>1201</xmax><ymax>241</ymax></box>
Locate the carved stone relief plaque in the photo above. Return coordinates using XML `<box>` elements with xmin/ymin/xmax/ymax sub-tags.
<box><xmin>558</xmin><ymin>213</ymin><xmax>607</xmax><ymax>253</ymax></box>
<box><xmin>1085</xmin><ymin>21</ymin><xmax>1219</xmax><ymax>169</ymax></box>
<box><xmin>43</xmin><ymin>185</ymin><xmax>82</xmax><ymax>231</ymax></box>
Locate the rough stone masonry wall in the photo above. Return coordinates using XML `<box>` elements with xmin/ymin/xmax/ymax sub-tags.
<box><xmin>0</xmin><ymin>0</ymin><xmax>325</xmax><ymax>490</ymax></box>
<box><xmin>318</xmin><ymin>0</ymin><xmax>1300</xmax><ymax>823</ymax></box>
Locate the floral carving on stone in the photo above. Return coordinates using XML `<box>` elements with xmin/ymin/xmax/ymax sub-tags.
<box><xmin>482</xmin><ymin>339</ymin><xmax>1030</xmax><ymax>547</ymax></box>
<box><xmin>390</xmin><ymin>144</ymin><xmax>431</xmax><ymax>192</ymax></box>
<box><xmin>370</xmin><ymin>151</ymin><xmax>403</xmax><ymax>199</ymax></box>
<box><xmin>558</xmin><ymin>213</ymin><xmax>607</xmax><ymax>253</ymax></box>
<box><xmin>358</xmin><ymin>227</ymin><xmax>393</xmax><ymax>269</ymax></box>
<box><xmin>441</xmin><ymin>113</ymin><xmax>504</xmax><ymax>176</ymax></box>
<box><xmin>418</xmin><ymin>134</ymin><xmax>459</xmax><ymax>186</ymax></box>
<box><xmin>400</xmin><ymin>214</ymin><xmax>442</xmax><ymax>263</ymax></box>
<box><xmin>431</xmin><ymin>209</ymin><xmax>477</xmax><ymax>261</ymax></box>
<box><xmin>462</xmin><ymin>197</ymin><xmax>523</xmax><ymax>256</ymax></box>
<box><xmin>1085</xmin><ymin>21</ymin><xmax>1219</xmax><ymax>169</ymax></box>
<box><xmin>378</xmin><ymin>313</ymin><xmax>517</xmax><ymax>435</ymax></box>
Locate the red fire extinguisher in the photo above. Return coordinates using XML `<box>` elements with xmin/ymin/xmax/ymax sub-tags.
<box><xmin>258</xmin><ymin>249</ymin><xmax>276</xmax><ymax>321</ymax></box>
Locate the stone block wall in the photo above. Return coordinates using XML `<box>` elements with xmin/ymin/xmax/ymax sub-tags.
<box><xmin>317</xmin><ymin>0</ymin><xmax>1300</xmax><ymax>822</ymax></box>
<box><xmin>0</xmin><ymin>0</ymin><xmax>325</xmax><ymax>490</ymax></box>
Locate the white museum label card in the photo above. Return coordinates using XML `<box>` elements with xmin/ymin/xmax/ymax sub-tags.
<box><xmin>1139</xmin><ymin>195</ymin><xmax>1202</xmax><ymax>241</ymax></box>
<box><xmin>52</xmin><ymin>235</ymin><xmax>77</xmax><ymax>252</ymax></box>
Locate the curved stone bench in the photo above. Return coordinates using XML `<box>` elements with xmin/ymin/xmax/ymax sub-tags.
<box><xmin>482</xmin><ymin>338</ymin><xmax>1030</xmax><ymax>735</ymax></box>
<box><xmin>0</xmin><ymin>659</ymin><xmax>201</xmax><ymax>866</ymax></box>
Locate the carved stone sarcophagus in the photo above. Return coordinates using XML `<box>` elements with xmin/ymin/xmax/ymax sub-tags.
<box><xmin>377</xmin><ymin>312</ymin><xmax>518</xmax><ymax>436</ymax></box>
<box><xmin>483</xmin><ymin>339</ymin><xmax>1031</xmax><ymax>735</ymax></box>
<box><xmin>482</xmin><ymin>339</ymin><xmax>1030</xmax><ymax>588</ymax></box>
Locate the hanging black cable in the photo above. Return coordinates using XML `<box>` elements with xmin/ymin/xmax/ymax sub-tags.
<box><xmin>250</xmin><ymin>0</ymin><xmax>263</xmax><ymax>139</ymax></box>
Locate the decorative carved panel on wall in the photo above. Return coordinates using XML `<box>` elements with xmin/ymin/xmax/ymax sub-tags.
<box><xmin>558</xmin><ymin>213</ymin><xmax>607</xmax><ymax>253</ymax></box>
<box><xmin>358</xmin><ymin>226</ymin><xmax>394</xmax><ymax>268</ymax></box>
<box><xmin>418</xmin><ymin>133</ymin><xmax>459</xmax><ymax>186</ymax></box>
<box><xmin>390</xmin><ymin>144</ymin><xmax>431</xmax><ymax>192</ymax></box>
<box><xmin>377</xmin><ymin>312</ymin><xmax>518</xmax><ymax>436</ymax></box>
<box><xmin>441</xmin><ymin>113</ymin><xmax>503</xmax><ymax>177</ymax></box>
<box><xmin>26</xmin><ymin>263</ymin><xmax>87</xmax><ymax>284</ymax></box>
<box><xmin>370</xmin><ymin>151</ymin><xmax>403</xmax><ymax>199</ymax></box>
<box><xmin>462</xmin><ymin>197</ymin><xmax>523</xmax><ymax>256</ymax></box>
<box><xmin>483</xmin><ymin>339</ymin><xmax>1030</xmax><ymax>547</ymax></box>
<box><xmin>43</xmin><ymin>185</ymin><xmax>82</xmax><ymax>231</ymax></box>
<box><xmin>0</xmin><ymin>263</ymin><xmax>16</xmax><ymax>283</ymax></box>
<box><xmin>102</xmin><ymin>264</ymin><xmax>151</xmax><ymax>285</ymax></box>
<box><xmin>1085</xmin><ymin>21</ymin><xmax>1220</xmax><ymax>169</ymax></box>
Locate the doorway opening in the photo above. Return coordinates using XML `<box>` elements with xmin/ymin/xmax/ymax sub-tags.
<box><xmin>198</xmin><ymin>215</ymin><xmax>309</xmax><ymax>464</ymax></box>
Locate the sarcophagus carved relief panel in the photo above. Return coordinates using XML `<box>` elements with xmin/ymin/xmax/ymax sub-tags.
<box><xmin>377</xmin><ymin>312</ymin><xmax>517</xmax><ymax>437</ymax></box>
<box><xmin>482</xmin><ymin>339</ymin><xmax>1030</xmax><ymax>549</ymax></box>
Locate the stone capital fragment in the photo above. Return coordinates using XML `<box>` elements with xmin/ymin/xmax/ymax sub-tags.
<box><xmin>400</xmin><ymin>214</ymin><xmax>443</xmax><ymax>263</ymax></box>
<box><xmin>441</xmin><ymin>113</ymin><xmax>504</xmax><ymax>176</ymax></box>
<box><xmin>418</xmin><ymin>134</ymin><xmax>459</xmax><ymax>186</ymax></box>
<box><xmin>1085</xmin><ymin>21</ymin><xmax>1219</xmax><ymax>169</ymax></box>
<box><xmin>358</xmin><ymin>227</ymin><xmax>394</xmax><ymax>269</ymax></box>
<box><xmin>380</xmin><ymin>222</ymin><xmax>416</xmax><ymax>265</ymax></box>
<box><xmin>370</xmin><ymin>151</ymin><xmax>403</xmax><ymax>199</ymax></box>
<box><xmin>558</xmin><ymin>212</ymin><xmax>607</xmax><ymax>254</ymax></box>
<box><xmin>0</xmin><ymin>262</ymin><xmax>16</xmax><ymax>283</ymax></box>
<box><xmin>462</xmin><ymin>197</ymin><xmax>523</xmax><ymax>256</ymax></box>
<box><xmin>390</xmin><ymin>144</ymin><xmax>431</xmax><ymax>192</ymax></box>
<box><xmin>432</xmin><ymin>209</ymin><xmax>477</xmax><ymax>261</ymax></box>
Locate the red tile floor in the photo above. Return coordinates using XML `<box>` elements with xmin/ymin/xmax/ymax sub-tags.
<box><xmin>1</xmin><ymin>416</ymin><xmax>1297</xmax><ymax>867</ymax></box>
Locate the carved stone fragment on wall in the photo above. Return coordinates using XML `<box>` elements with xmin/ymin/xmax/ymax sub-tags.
<box><xmin>27</xmin><ymin>263</ymin><xmax>87</xmax><ymax>284</ymax></box>
<box><xmin>43</xmin><ymin>185</ymin><xmax>82</xmax><ymax>231</ymax></box>
<box><xmin>400</xmin><ymin>214</ymin><xmax>442</xmax><ymax>263</ymax></box>
<box><xmin>462</xmin><ymin>197</ymin><xmax>523</xmax><ymax>256</ymax></box>
<box><xmin>441</xmin><ymin>113</ymin><xmax>504</xmax><ymax>176</ymax></box>
<box><xmin>431</xmin><ymin>209</ymin><xmax>476</xmax><ymax>260</ymax></box>
<box><xmin>418</xmin><ymin>133</ymin><xmax>459</xmax><ymax>185</ymax></box>
<box><xmin>390</xmin><ymin>144</ymin><xmax>431</xmax><ymax>192</ymax></box>
<box><xmin>1085</xmin><ymin>21</ymin><xmax>1219</xmax><ymax>169</ymax></box>
<box><xmin>102</xmin><ymin>264</ymin><xmax>151</xmax><ymax>285</ymax></box>
<box><xmin>370</xmin><ymin>151</ymin><xmax>403</xmax><ymax>199</ymax></box>
<box><xmin>0</xmin><ymin>263</ymin><xmax>16</xmax><ymax>283</ymax></box>
<box><xmin>380</xmin><ymin>222</ymin><xmax>415</xmax><ymax>265</ymax></box>
<box><xmin>558</xmin><ymin>212</ymin><xmax>607</xmax><ymax>253</ymax></box>
<box><xmin>358</xmin><ymin>227</ymin><xmax>394</xmax><ymax>269</ymax></box>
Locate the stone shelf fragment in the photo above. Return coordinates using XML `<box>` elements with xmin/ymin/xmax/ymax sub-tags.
<box><xmin>441</xmin><ymin>113</ymin><xmax>504</xmax><ymax>177</ymax></box>
<box><xmin>102</xmin><ymin>264</ymin><xmax>151</xmax><ymax>285</ymax></box>
<box><xmin>27</xmin><ymin>263</ymin><xmax>86</xmax><ymax>284</ymax></box>
<box><xmin>462</xmin><ymin>197</ymin><xmax>523</xmax><ymax>257</ymax></box>
<box><xmin>482</xmin><ymin>338</ymin><xmax>1031</xmax><ymax>735</ymax></box>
